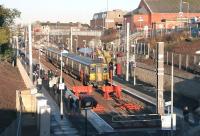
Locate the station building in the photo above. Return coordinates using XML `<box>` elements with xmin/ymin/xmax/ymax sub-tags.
<box><xmin>124</xmin><ymin>0</ymin><xmax>200</xmax><ymax>33</ymax></box>
<box><xmin>32</xmin><ymin>21</ymin><xmax>102</xmax><ymax>51</ymax></box>
<box><xmin>90</xmin><ymin>9</ymin><xmax>127</xmax><ymax>30</ymax></box>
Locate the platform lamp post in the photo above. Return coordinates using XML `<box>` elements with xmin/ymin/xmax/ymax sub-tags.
<box><xmin>37</xmin><ymin>44</ymin><xmax>42</xmax><ymax>90</ymax></box>
<box><xmin>131</xmin><ymin>43</ymin><xmax>136</xmax><ymax>86</ymax></box>
<box><xmin>80</xmin><ymin>96</ymin><xmax>97</xmax><ymax>136</ymax></box>
<box><xmin>83</xmin><ymin>40</ymin><xmax>86</xmax><ymax>56</ymax></box>
<box><xmin>59</xmin><ymin>48</ymin><xmax>68</xmax><ymax>119</ymax></box>
<box><xmin>74</xmin><ymin>38</ymin><xmax>78</xmax><ymax>54</ymax></box>
<box><xmin>171</xmin><ymin>53</ymin><xmax>174</xmax><ymax>136</ymax></box>
<box><xmin>28</xmin><ymin>24</ymin><xmax>33</xmax><ymax>83</ymax></box>
<box><xmin>125</xmin><ymin>22</ymin><xmax>130</xmax><ymax>82</ymax></box>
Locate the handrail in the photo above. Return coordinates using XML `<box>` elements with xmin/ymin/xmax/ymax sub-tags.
<box><xmin>16</xmin><ymin>91</ymin><xmax>23</xmax><ymax>136</ymax></box>
<box><xmin>112</xmin><ymin>114</ymin><xmax>161</xmax><ymax>123</ymax></box>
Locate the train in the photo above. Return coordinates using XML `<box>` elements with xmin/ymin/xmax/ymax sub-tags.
<box><xmin>45</xmin><ymin>48</ymin><xmax>110</xmax><ymax>87</ymax></box>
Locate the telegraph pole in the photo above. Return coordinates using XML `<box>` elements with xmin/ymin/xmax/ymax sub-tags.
<box><xmin>60</xmin><ymin>51</ymin><xmax>63</xmax><ymax>119</ymax></box>
<box><xmin>125</xmin><ymin>23</ymin><xmax>130</xmax><ymax>81</ymax></box>
<box><xmin>156</xmin><ymin>42</ymin><xmax>164</xmax><ymax>115</ymax></box>
<box><xmin>180</xmin><ymin>0</ymin><xmax>183</xmax><ymax>12</ymax></box>
<box><xmin>24</xmin><ymin>27</ymin><xmax>27</xmax><ymax>58</ymax></box>
<box><xmin>70</xmin><ymin>27</ymin><xmax>73</xmax><ymax>52</ymax></box>
<box><xmin>133</xmin><ymin>40</ymin><xmax>137</xmax><ymax>85</ymax></box>
<box><xmin>171</xmin><ymin>53</ymin><xmax>174</xmax><ymax>135</ymax></box>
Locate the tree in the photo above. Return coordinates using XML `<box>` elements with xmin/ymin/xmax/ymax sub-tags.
<box><xmin>0</xmin><ymin>5</ymin><xmax>21</xmax><ymax>45</ymax></box>
<box><xmin>0</xmin><ymin>5</ymin><xmax>20</xmax><ymax>62</ymax></box>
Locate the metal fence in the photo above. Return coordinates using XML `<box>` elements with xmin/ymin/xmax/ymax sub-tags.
<box><xmin>131</xmin><ymin>42</ymin><xmax>200</xmax><ymax>74</ymax></box>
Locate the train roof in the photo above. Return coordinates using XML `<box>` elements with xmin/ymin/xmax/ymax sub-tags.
<box><xmin>46</xmin><ymin>48</ymin><xmax>103</xmax><ymax>66</ymax></box>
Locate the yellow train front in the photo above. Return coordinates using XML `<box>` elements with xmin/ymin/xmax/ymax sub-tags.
<box><xmin>45</xmin><ymin>48</ymin><xmax>109</xmax><ymax>87</ymax></box>
<box><xmin>89</xmin><ymin>63</ymin><xmax>109</xmax><ymax>87</ymax></box>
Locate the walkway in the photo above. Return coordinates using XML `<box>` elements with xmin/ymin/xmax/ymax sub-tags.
<box><xmin>42</xmin><ymin>87</ymin><xmax>79</xmax><ymax>136</ymax></box>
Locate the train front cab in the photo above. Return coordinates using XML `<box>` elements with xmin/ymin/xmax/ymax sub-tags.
<box><xmin>89</xmin><ymin>63</ymin><xmax>108</xmax><ymax>87</ymax></box>
<box><xmin>102</xmin><ymin>64</ymin><xmax>109</xmax><ymax>85</ymax></box>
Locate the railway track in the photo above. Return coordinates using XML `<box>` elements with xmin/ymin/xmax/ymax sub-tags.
<box><xmin>33</xmin><ymin>49</ymin><xmax>82</xmax><ymax>89</ymax></box>
<box><xmin>32</xmin><ymin>48</ymin><xmax>161</xmax><ymax>131</ymax></box>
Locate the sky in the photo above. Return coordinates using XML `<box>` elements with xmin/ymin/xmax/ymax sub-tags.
<box><xmin>0</xmin><ymin>0</ymin><xmax>141</xmax><ymax>24</ymax></box>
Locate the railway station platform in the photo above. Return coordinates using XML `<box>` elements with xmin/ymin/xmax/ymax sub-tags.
<box><xmin>112</xmin><ymin>77</ymin><xmax>200</xmax><ymax>126</ymax></box>
<box><xmin>41</xmin><ymin>87</ymin><xmax>80</xmax><ymax>136</ymax></box>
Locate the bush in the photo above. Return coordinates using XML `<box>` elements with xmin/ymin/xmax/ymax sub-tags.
<box><xmin>0</xmin><ymin>44</ymin><xmax>14</xmax><ymax>62</ymax></box>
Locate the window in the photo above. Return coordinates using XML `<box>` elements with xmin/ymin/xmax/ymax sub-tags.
<box><xmin>90</xmin><ymin>67</ymin><xmax>95</xmax><ymax>73</ymax></box>
<box><xmin>103</xmin><ymin>67</ymin><xmax>108</xmax><ymax>73</ymax></box>
<box><xmin>97</xmin><ymin>67</ymin><xmax>102</xmax><ymax>73</ymax></box>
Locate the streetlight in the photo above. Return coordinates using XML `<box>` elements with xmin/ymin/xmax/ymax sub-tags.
<box><xmin>45</xmin><ymin>25</ymin><xmax>50</xmax><ymax>47</ymax></box>
<box><xmin>74</xmin><ymin>37</ymin><xmax>78</xmax><ymax>54</ymax></box>
<box><xmin>37</xmin><ymin>44</ymin><xmax>42</xmax><ymax>91</ymax></box>
<box><xmin>66</xmin><ymin>38</ymin><xmax>70</xmax><ymax>50</ymax></box>
<box><xmin>83</xmin><ymin>40</ymin><xmax>86</xmax><ymax>56</ymax></box>
<box><xmin>131</xmin><ymin>44</ymin><xmax>136</xmax><ymax>86</ymax></box>
<box><xmin>91</xmin><ymin>41</ymin><xmax>95</xmax><ymax>59</ymax></box>
<box><xmin>59</xmin><ymin>49</ymin><xmax>68</xmax><ymax>119</ymax></box>
<box><xmin>28</xmin><ymin>24</ymin><xmax>33</xmax><ymax>83</ymax></box>
<box><xmin>80</xmin><ymin>95</ymin><xmax>97</xmax><ymax>136</ymax></box>
<box><xmin>116</xmin><ymin>24</ymin><xmax>122</xmax><ymax>52</ymax></box>
<box><xmin>171</xmin><ymin>53</ymin><xmax>174</xmax><ymax>136</ymax></box>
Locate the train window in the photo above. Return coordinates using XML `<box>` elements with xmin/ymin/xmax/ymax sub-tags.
<box><xmin>90</xmin><ymin>67</ymin><xmax>96</xmax><ymax>73</ymax></box>
<box><xmin>103</xmin><ymin>67</ymin><xmax>108</xmax><ymax>72</ymax></box>
<box><xmin>96</xmin><ymin>66</ymin><xmax>102</xmax><ymax>73</ymax></box>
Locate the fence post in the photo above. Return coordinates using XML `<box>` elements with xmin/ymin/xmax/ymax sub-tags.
<box><xmin>166</xmin><ymin>52</ymin><xmax>169</xmax><ymax>65</ymax></box>
<box><xmin>146</xmin><ymin>43</ymin><xmax>150</xmax><ymax>59</ymax></box>
<box><xmin>186</xmin><ymin>55</ymin><xmax>189</xmax><ymax>70</ymax></box>
<box><xmin>194</xmin><ymin>55</ymin><xmax>197</xmax><ymax>64</ymax></box>
<box><xmin>153</xmin><ymin>49</ymin><xmax>156</xmax><ymax>60</ymax></box>
<box><xmin>179</xmin><ymin>54</ymin><xmax>182</xmax><ymax>70</ymax></box>
<box><xmin>140</xmin><ymin>43</ymin><xmax>143</xmax><ymax>54</ymax></box>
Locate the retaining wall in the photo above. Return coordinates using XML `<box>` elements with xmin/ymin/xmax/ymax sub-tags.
<box><xmin>17</xmin><ymin>58</ymin><xmax>33</xmax><ymax>89</ymax></box>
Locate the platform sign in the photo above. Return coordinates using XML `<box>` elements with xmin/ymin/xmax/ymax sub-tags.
<box><xmin>59</xmin><ymin>83</ymin><xmax>65</xmax><ymax>90</ymax></box>
<box><xmin>165</xmin><ymin>101</ymin><xmax>172</xmax><ymax>107</ymax></box>
<box><xmin>161</xmin><ymin>114</ymin><xmax>176</xmax><ymax>130</ymax></box>
<box><xmin>38</xmin><ymin>78</ymin><xmax>42</xmax><ymax>85</ymax></box>
<box><xmin>179</xmin><ymin>12</ymin><xmax>183</xmax><ymax>17</ymax></box>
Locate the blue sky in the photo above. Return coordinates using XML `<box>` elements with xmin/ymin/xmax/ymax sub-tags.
<box><xmin>0</xmin><ymin>0</ymin><xmax>141</xmax><ymax>24</ymax></box>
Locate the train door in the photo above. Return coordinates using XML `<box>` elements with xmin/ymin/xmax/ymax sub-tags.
<box><xmin>84</xmin><ymin>66</ymin><xmax>90</xmax><ymax>85</ymax></box>
<box><xmin>96</xmin><ymin>64</ymin><xmax>103</xmax><ymax>86</ymax></box>
<box><xmin>102</xmin><ymin>64</ymin><xmax>109</xmax><ymax>84</ymax></box>
<box><xmin>89</xmin><ymin>64</ymin><xmax>96</xmax><ymax>84</ymax></box>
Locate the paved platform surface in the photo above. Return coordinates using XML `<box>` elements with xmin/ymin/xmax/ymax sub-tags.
<box><xmin>42</xmin><ymin>87</ymin><xmax>79</xmax><ymax>136</ymax></box>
